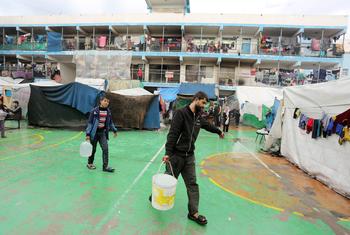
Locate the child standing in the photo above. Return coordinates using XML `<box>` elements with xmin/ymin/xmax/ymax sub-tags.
<box><xmin>85</xmin><ymin>96</ymin><xmax>117</xmax><ymax>172</ymax></box>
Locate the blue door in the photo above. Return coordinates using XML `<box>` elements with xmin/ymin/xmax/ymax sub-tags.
<box><xmin>242</xmin><ymin>38</ymin><xmax>251</xmax><ymax>54</ymax></box>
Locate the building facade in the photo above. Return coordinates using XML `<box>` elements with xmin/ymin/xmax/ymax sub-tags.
<box><xmin>0</xmin><ymin>7</ymin><xmax>347</xmax><ymax>94</ymax></box>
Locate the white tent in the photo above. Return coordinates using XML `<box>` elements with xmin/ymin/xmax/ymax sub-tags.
<box><xmin>0</xmin><ymin>77</ymin><xmax>60</xmax><ymax>117</ymax></box>
<box><xmin>236</xmin><ymin>86</ymin><xmax>283</xmax><ymax>107</ymax></box>
<box><xmin>236</xmin><ymin>86</ymin><xmax>283</xmax><ymax>124</ymax></box>
<box><xmin>281</xmin><ymin>79</ymin><xmax>350</xmax><ymax>197</ymax></box>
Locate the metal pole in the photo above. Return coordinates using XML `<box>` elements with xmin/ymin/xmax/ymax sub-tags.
<box><xmin>92</xmin><ymin>26</ymin><xmax>95</xmax><ymax>50</ymax></box>
<box><xmin>198</xmin><ymin>58</ymin><xmax>201</xmax><ymax>82</ymax></box>
<box><xmin>237</xmin><ymin>60</ymin><xmax>240</xmax><ymax>86</ymax></box>
<box><xmin>108</xmin><ymin>27</ymin><xmax>111</xmax><ymax>51</ymax></box>
<box><xmin>317</xmin><ymin>62</ymin><xmax>321</xmax><ymax>83</ymax></box>
<box><xmin>31</xmin><ymin>27</ymin><xmax>34</xmax><ymax>51</ymax></box>
<box><xmin>161</xmin><ymin>57</ymin><xmax>164</xmax><ymax>83</ymax></box>
<box><xmin>279</xmin><ymin>28</ymin><xmax>283</xmax><ymax>56</ymax></box>
<box><xmin>126</xmin><ymin>26</ymin><xmax>129</xmax><ymax>50</ymax></box>
<box><xmin>162</xmin><ymin>26</ymin><xmax>165</xmax><ymax>52</ymax></box>
<box><xmin>277</xmin><ymin>60</ymin><xmax>280</xmax><ymax>87</ymax></box>
<box><xmin>61</xmin><ymin>27</ymin><xmax>64</xmax><ymax>50</ymax></box>
<box><xmin>76</xmin><ymin>28</ymin><xmax>79</xmax><ymax>50</ymax></box>
<box><xmin>200</xmin><ymin>26</ymin><xmax>203</xmax><ymax>53</ymax></box>
<box><xmin>320</xmin><ymin>29</ymin><xmax>324</xmax><ymax>57</ymax></box>
<box><xmin>16</xmin><ymin>29</ymin><xmax>19</xmax><ymax>50</ymax></box>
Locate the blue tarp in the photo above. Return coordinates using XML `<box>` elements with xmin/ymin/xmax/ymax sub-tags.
<box><xmin>159</xmin><ymin>87</ymin><xmax>179</xmax><ymax>102</ymax></box>
<box><xmin>178</xmin><ymin>83</ymin><xmax>216</xmax><ymax>100</ymax></box>
<box><xmin>144</xmin><ymin>95</ymin><xmax>160</xmax><ymax>129</ymax></box>
<box><xmin>39</xmin><ymin>82</ymin><xmax>104</xmax><ymax>114</ymax></box>
<box><xmin>266</xmin><ymin>98</ymin><xmax>280</xmax><ymax>131</ymax></box>
<box><xmin>47</xmin><ymin>32</ymin><xmax>62</xmax><ymax>52</ymax></box>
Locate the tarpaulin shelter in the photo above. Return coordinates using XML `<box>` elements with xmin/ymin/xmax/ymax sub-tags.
<box><xmin>178</xmin><ymin>83</ymin><xmax>216</xmax><ymax>100</ymax></box>
<box><xmin>107</xmin><ymin>88</ymin><xmax>160</xmax><ymax>129</ymax></box>
<box><xmin>28</xmin><ymin>82</ymin><xmax>103</xmax><ymax>128</ymax></box>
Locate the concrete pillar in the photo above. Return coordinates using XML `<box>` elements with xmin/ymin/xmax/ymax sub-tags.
<box><xmin>180</xmin><ymin>64</ymin><xmax>186</xmax><ymax>82</ymax></box>
<box><xmin>144</xmin><ymin>63</ymin><xmax>150</xmax><ymax>82</ymax></box>
<box><xmin>213</xmin><ymin>65</ymin><xmax>220</xmax><ymax>84</ymax></box>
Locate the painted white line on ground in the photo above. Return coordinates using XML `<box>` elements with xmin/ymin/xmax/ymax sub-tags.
<box><xmin>236</xmin><ymin>141</ymin><xmax>281</xmax><ymax>179</ymax></box>
<box><xmin>226</xmin><ymin>132</ymin><xmax>281</xmax><ymax>179</ymax></box>
<box><xmin>95</xmin><ymin>143</ymin><xmax>165</xmax><ymax>231</ymax></box>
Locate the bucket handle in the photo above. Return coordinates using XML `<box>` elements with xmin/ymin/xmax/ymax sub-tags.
<box><xmin>157</xmin><ymin>160</ymin><xmax>175</xmax><ymax>178</ymax></box>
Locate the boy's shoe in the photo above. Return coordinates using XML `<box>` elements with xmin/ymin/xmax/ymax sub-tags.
<box><xmin>86</xmin><ymin>164</ymin><xmax>96</xmax><ymax>170</ymax></box>
<box><xmin>103</xmin><ymin>167</ymin><xmax>115</xmax><ymax>173</ymax></box>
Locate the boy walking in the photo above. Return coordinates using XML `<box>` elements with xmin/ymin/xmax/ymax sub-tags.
<box><xmin>86</xmin><ymin>96</ymin><xmax>117</xmax><ymax>172</ymax></box>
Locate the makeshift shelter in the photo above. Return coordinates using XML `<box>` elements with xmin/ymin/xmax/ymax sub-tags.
<box><xmin>178</xmin><ymin>83</ymin><xmax>216</xmax><ymax>100</ymax></box>
<box><xmin>174</xmin><ymin>83</ymin><xmax>216</xmax><ymax>110</ymax></box>
<box><xmin>236</xmin><ymin>86</ymin><xmax>283</xmax><ymax>128</ymax></box>
<box><xmin>28</xmin><ymin>82</ymin><xmax>103</xmax><ymax>128</ymax></box>
<box><xmin>0</xmin><ymin>77</ymin><xmax>60</xmax><ymax>117</ymax></box>
<box><xmin>158</xmin><ymin>87</ymin><xmax>179</xmax><ymax>102</ymax></box>
<box><xmin>281</xmin><ymin>79</ymin><xmax>350</xmax><ymax>197</ymax></box>
<box><xmin>107</xmin><ymin>88</ymin><xmax>160</xmax><ymax>129</ymax></box>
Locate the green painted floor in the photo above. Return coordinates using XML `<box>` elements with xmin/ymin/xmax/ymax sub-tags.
<box><xmin>0</xmin><ymin>122</ymin><xmax>349</xmax><ymax>235</ymax></box>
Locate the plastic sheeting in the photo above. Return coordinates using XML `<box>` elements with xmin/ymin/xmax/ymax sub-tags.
<box><xmin>236</xmin><ymin>86</ymin><xmax>283</xmax><ymax>107</ymax></box>
<box><xmin>159</xmin><ymin>87</ymin><xmax>179</xmax><ymax>102</ymax></box>
<box><xmin>144</xmin><ymin>95</ymin><xmax>161</xmax><ymax>129</ymax></box>
<box><xmin>178</xmin><ymin>83</ymin><xmax>216</xmax><ymax>100</ymax></box>
<box><xmin>28</xmin><ymin>85</ymin><xmax>87</xmax><ymax>128</ymax></box>
<box><xmin>75</xmin><ymin>78</ymin><xmax>108</xmax><ymax>91</ymax></box>
<box><xmin>281</xmin><ymin>80</ymin><xmax>350</xmax><ymax>197</ymax></box>
<box><xmin>0</xmin><ymin>78</ymin><xmax>60</xmax><ymax>117</ymax></box>
<box><xmin>74</xmin><ymin>51</ymin><xmax>132</xmax><ymax>80</ymax></box>
<box><xmin>36</xmin><ymin>82</ymin><xmax>103</xmax><ymax>115</ymax></box>
<box><xmin>47</xmin><ymin>32</ymin><xmax>62</xmax><ymax>52</ymax></box>
<box><xmin>242</xmin><ymin>105</ymin><xmax>269</xmax><ymax>129</ymax></box>
<box><xmin>112</xmin><ymin>88</ymin><xmax>152</xmax><ymax>96</ymax></box>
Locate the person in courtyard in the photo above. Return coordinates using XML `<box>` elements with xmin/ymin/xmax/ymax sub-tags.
<box><xmin>86</xmin><ymin>96</ymin><xmax>117</xmax><ymax>172</ymax></box>
<box><xmin>151</xmin><ymin>91</ymin><xmax>224</xmax><ymax>225</ymax></box>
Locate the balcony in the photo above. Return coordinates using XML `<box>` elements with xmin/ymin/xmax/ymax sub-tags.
<box><xmin>0</xmin><ymin>25</ymin><xmax>346</xmax><ymax>60</ymax></box>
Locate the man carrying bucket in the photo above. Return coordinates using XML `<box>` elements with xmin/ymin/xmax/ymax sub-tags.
<box><xmin>157</xmin><ymin>91</ymin><xmax>224</xmax><ymax>225</ymax></box>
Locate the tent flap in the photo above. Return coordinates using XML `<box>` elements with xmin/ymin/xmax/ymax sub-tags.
<box><xmin>178</xmin><ymin>83</ymin><xmax>216</xmax><ymax>100</ymax></box>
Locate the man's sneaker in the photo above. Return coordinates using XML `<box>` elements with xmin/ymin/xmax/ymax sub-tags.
<box><xmin>103</xmin><ymin>167</ymin><xmax>115</xmax><ymax>173</ymax></box>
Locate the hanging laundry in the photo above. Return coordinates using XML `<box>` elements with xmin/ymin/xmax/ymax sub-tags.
<box><xmin>334</xmin><ymin>108</ymin><xmax>350</xmax><ymax>127</ymax></box>
<box><xmin>298</xmin><ymin>114</ymin><xmax>308</xmax><ymax>130</ymax></box>
<box><xmin>326</xmin><ymin>117</ymin><xmax>335</xmax><ymax>136</ymax></box>
<box><xmin>321</xmin><ymin>114</ymin><xmax>331</xmax><ymax>138</ymax></box>
<box><xmin>306</xmin><ymin>118</ymin><xmax>314</xmax><ymax>134</ymax></box>
<box><xmin>335</xmin><ymin>123</ymin><xmax>345</xmax><ymax>137</ymax></box>
<box><xmin>98</xmin><ymin>36</ymin><xmax>107</xmax><ymax>48</ymax></box>
<box><xmin>312</xmin><ymin>119</ymin><xmax>320</xmax><ymax>139</ymax></box>
<box><xmin>311</xmin><ymin>39</ymin><xmax>320</xmax><ymax>51</ymax></box>
<box><xmin>293</xmin><ymin>108</ymin><xmax>301</xmax><ymax>119</ymax></box>
<box><xmin>339</xmin><ymin>127</ymin><xmax>350</xmax><ymax>145</ymax></box>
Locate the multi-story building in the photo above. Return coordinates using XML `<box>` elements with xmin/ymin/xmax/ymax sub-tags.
<box><xmin>0</xmin><ymin>0</ymin><xmax>347</xmax><ymax>95</ymax></box>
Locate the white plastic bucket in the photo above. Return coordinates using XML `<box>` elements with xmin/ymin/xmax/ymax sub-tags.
<box><xmin>79</xmin><ymin>141</ymin><xmax>92</xmax><ymax>157</ymax></box>
<box><xmin>151</xmin><ymin>162</ymin><xmax>177</xmax><ymax>211</ymax></box>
